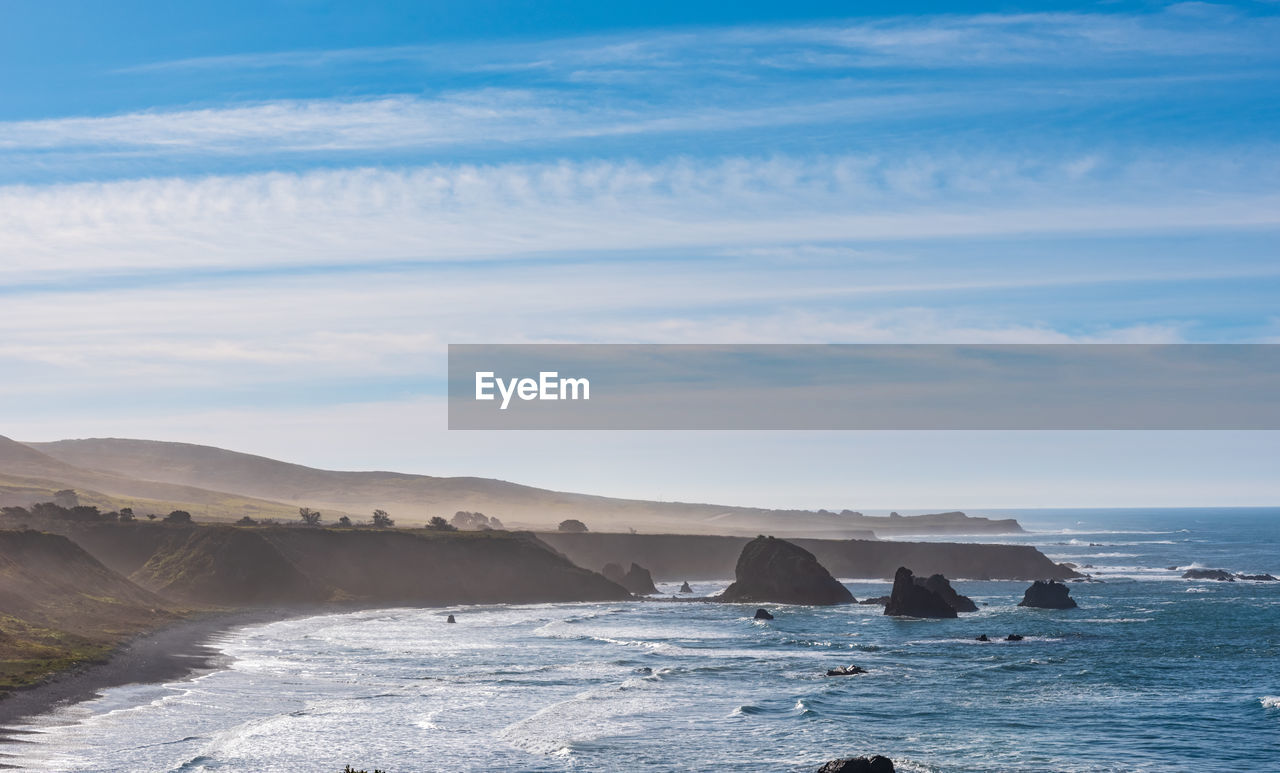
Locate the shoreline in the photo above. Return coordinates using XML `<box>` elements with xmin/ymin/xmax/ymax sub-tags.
<box><xmin>0</xmin><ymin>607</ymin><xmax>315</xmax><ymax>741</ymax></box>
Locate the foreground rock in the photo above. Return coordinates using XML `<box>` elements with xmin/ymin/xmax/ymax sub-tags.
<box><xmin>914</xmin><ymin>573</ymin><xmax>977</xmax><ymax>613</ymax></box>
<box><xmin>1018</xmin><ymin>580</ymin><xmax>1078</xmax><ymax>609</ymax></box>
<box><xmin>602</xmin><ymin>562</ymin><xmax>658</xmax><ymax>595</ymax></box>
<box><xmin>817</xmin><ymin>755</ymin><xmax>895</xmax><ymax>773</ymax></box>
<box><xmin>884</xmin><ymin>567</ymin><xmax>956</xmax><ymax>618</ymax></box>
<box><xmin>719</xmin><ymin>536</ymin><xmax>855</xmax><ymax>606</ymax></box>
<box><xmin>1182</xmin><ymin>568</ymin><xmax>1234</xmax><ymax>581</ymax></box>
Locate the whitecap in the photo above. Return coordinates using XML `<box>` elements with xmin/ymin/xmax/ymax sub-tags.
<box><xmin>1262</xmin><ymin>696</ymin><xmax>1280</xmax><ymax>710</ymax></box>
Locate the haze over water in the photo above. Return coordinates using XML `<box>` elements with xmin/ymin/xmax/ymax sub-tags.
<box><xmin>9</xmin><ymin>509</ymin><xmax>1279</xmax><ymax>772</ymax></box>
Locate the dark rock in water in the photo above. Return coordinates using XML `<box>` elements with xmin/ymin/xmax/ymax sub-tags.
<box><xmin>1237</xmin><ymin>573</ymin><xmax>1278</xmax><ymax>581</ymax></box>
<box><xmin>1018</xmin><ymin>579</ymin><xmax>1078</xmax><ymax>609</ymax></box>
<box><xmin>975</xmin><ymin>634</ymin><xmax>989</xmax><ymax>642</ymax></box>
<box><xmin>753</xmin><ymin>608</ymin><xmax>774</xmax><ymax>620</ymax></box>
<box><xmin>1182</xmin><ymin>568</ymin><xmax>1234</xmax><ymax>581</ymax></box>
<box><xmin>445</xmin><ymin>614</ymin><xmax>455</xmax><ymax>623</ymax></box>
<box><xmin>679</xmin><ymin>581</ymin><xmax>693</xmax><ymax>593</ymax></box>
<box><xmin>1006</xmin><ymin>634</ymin><xmax>1024</xmax><ymax>641</ymax></box>
<box><xmin>884</xmin><ymin>567</ymin><xmax>956</xmax><ymax>618</ymax></box>
<box><xmin>719</xmin><ymin>536</ymin><xmax>855</xmax><ymax>606</ymax></box>
<box><xmin>858</xmin><ymin>596</ymin><xmax>890</xmax><ymax>606</ymax></box>
<box><xmin>624</xmin><ymin>563</ymin><xmax>657</xmax><ymax>594</ymax></box>
<box><xmin>914</xmin><ymin>573</ymin><xmax>977</xmax><ymax>613</ymax></box>
<box><xmin>602</xmin><ymin>562</ymin><xmax>658</xmax><ymax>594</ymax></box>
<box><xmin>825</xmin><ymin>664</ymin><xmax>867</xmax><ymax>676</ymax></box>
<box><xmin>817</xmin><ymin>755</ymin><xmax>896</xmax><ymax>773</ymax></box>
<box><xmin>1166</xmin><ymin>565</ymin><xmax>1179</xmax><ymax>571</ymax></box>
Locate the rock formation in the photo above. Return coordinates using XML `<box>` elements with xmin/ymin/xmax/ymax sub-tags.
<box><xmin>719</xmin><ymin>536</ymin><xmax>855</xmax><ymax>606</ymax></box>
<box><xmin>825</xmin><ymin>664</ymin><xmax>867</xmax><ymax>676</ymax></box>
<box><xmin>914</xmin><ymin>573</ymin><xmax>977</xmax><ymax>612</ymax></box>
<box><xmin>857</xmin><ymin>596</ymin><xmax>890</xmax><ymax>606</ymax></box>
<box><xmin>1006</xmin><ymin>634</ymin><xmax>1024</xmax><ymax>641</ymax></box>
<box><xmin>817</xmin><ymin>755</ymin><xmax>895</xmax><ymax>773</ymax></box>
<box><xmin>602</xmin><ymin>561</ymin><xmax>657</xmax><ymax>595</ymax></box>
<box><xmin>679</xmin><ymin>581</ymin><xmax>693</xmax><ymax>593</ymax></box>
<box><xmin>883</xmin><ymin>566</ymin><xmax>957</xmax><ymax>618</ymax></box>
<box><xmin>445</xmin><ymin>614</ymin><xmax>456</xmax><ymax>623</ymax></box>
<box><xmin>1182</xmin><ymin>568</ymin><xmax>1234</xmax><ymax>581</ymax></box>
<box><xmin>1018</xmin><ymin>579</ymin><xmax>1078</xmax><ymax>609</ymax></box>
<box><xmin>753</xmin><ymin>608</ymin><xmax>774</xmax><ymax>620</ymax></box>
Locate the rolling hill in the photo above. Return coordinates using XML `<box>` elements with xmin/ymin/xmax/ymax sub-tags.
<box><xmin>13</xmin><ymin>436</ymin><xmax>1025</xmax><ymax>536</ymax></box>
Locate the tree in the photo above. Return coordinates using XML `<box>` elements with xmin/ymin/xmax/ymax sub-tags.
<box><xmin>451</xmin><ymin>511</ymin><xmax>497</xmax><ymax>530</ymax></box>
<box><xmin>1</xmin><ymin>506</ymin><xmax>30</xmax><ymax>519</ymax></box>
<box><xmin>53</xmin><ymin>489</ymin><xmax>78</xmax><ymax>508</ymax></box>
<box><xmin>337</xmin><ymin>515</ymin><xmax>352</xmax><ymax>527</ymax></box>
<box><xmin>164</xmin><ymin>510</ymin><xmax>192</xmax><ymax>523</ymax></box>
<box><xmin>298</xmin><ymin>507</ymin><xmax>322</xmax><ymax>526</ymax></box>
<box><xmin>119</xmin><ymin>507</ymin><xmax>135</xmax><ymax>522</ymax></box>
<box><xmin>426</xmin><ymin>516</ymin><xmax>457</xmax><ymax>531</ymax></box>
<box><xmin>146</xmin><ymin>512</ymin><xmax>158</xmax><ymax>520</ymax></box>
<box><xmin>235</xmin><ymin>516</ymin><xmax>257</xmax><ymax>526</ymax></box>
<box><xmin>558</xmin><ymin>519</ymin><xmax>589</xmax><ymax>533</ymax></box>
<box><xmin>371</xmin><ymin>509</ymin><xmax>394</xmax><ymax>528</ymax></box>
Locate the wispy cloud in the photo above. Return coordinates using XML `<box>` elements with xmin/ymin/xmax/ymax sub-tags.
<box><xmin>2</xmin><ymin>149</ymin><xmax>1276</xmax><ymax>278</ymax></box>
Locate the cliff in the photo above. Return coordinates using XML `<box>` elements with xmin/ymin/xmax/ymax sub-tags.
<box><xmin>537</xmin><ymin>532</ymin><xmax>1079</xmax><ymax>582</ymax></box>
<box><xmin>48</xmin><ymin>523</ymin><xmax>630</xmax><ymax>607</ymax></box>
<box><xmin>0</xmin><ymin>529</ymin><xmax>173</xmax><ymax>692</ymax></box>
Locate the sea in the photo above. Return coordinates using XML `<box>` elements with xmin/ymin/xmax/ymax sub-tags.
<box><xmin>4</xmin><ymin>508</ymin><xmax>1278</xmax><ymax>772</ymax></box>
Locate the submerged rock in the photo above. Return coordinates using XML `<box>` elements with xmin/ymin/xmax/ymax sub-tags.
<box><xmin>1006</xmin><ymin>634</ymin><xmax>1024</xmax><ymax>641</ymax></box>
<box><xmin>753</xmin><ymin>608</ymin><xmax>774</xmax><ymax>620</ymax></box>
<box><xmin>914</xmin><ymin>573</ymin><xmax>977</xmax><ymax>613</ymax></box>
<box><xmin>1237</xmin><ymin>573</ymin><xmax>1278</xmax><ymax>581</ymax></box>
<box><xmin>884</xmin><ymin>567</ymin><xmax>956</xmax><ymax>618</ymax></box>
<box><xmin>825</xmin><ymin>664</ymin><xmax>867</xmax><ymax>676</ymax></box>
<box><xmin>445</xmin><ymin>614</ymin><xmax>455</xmax><ymax>623</ymax></box>
<box><xmin>975</xmin><ymin>634</ymin><xmax>989</xmax><ymax>642</ymax></box>
<box><xmin>679</xmin><ymin>581</ymin><xmax>693</xmax><ymax>593</ymax></box>
<box><xmin>719</xmin><ymin>536</ymin><xmax>855</xmax><ymax>606</ymax></box>
<box><xmin>1018</xmin><ymin>579</ymin><xmax>1078</xmax><ymax>609</ymax></box>
<box><xmin>858</xmin><ymin>596</ymin><xmax>890</xmax><ymax>606</ymax></box>
<box><xmin>1182</xmin><ymin>568</ymin><xmax>1234</xmax><ymax>581</ymax></box>
<box><xmin>817</xmin><ymin>755</ymin><xmax>896</xmax><ymax>773</ymax></box>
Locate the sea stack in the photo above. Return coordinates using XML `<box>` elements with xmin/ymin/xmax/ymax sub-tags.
<box><xmin>1018</xmin><ymin>579</ymin><xmax>1078</xmax><ymax>609</ymax></box>
<box><xmin>753</xmin><ymin>608</ymin><xmax>774</xmax><ymax>620</ymax></box>
<box><xmin>914</xmin><ymin>573</ymin><xmax>977</xmax><ymax>612</ymax></box>
<box><xmin>602</xmin><ymin>562</ymin><xmax>657</xmax><ymax>595</ymax></box>
<box><xmin>446</xmin><ymin>614</ymin><xmax>456</xmax><ymax>623</ymax></box>
<box><xmin>719</xmin><ymin>536</ymin><xmax>855</xmax><ymax>606</ymax></box>
<box><xmin>679</xmin><ymin>581</ymin><xmax>693</xmax><ymax>593</ymax></box>
<box><xmin>884</xmin><ymin>566</ymin><xmax>957</xmax><ymax>618</ymax></box>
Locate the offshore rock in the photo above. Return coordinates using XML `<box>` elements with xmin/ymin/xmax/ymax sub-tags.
<box><xmin>884</xmin><ymin>566</ymin><xmax>956</xmax><ymax>618</ymax></box>
<box><xmin>719</xmin><ymin>536</ymin><xmax>854</xmax><ymax>606</ymax></box>
<box><xmin>1018</xmin><ymin>580</ymin><xmax>1079</xmax><ymax>609</ymax></box>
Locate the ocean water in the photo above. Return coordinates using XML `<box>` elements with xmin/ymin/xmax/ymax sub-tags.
<box><xmin>6</xmin><ymin>509</ymin><xmax>1280</xmax><ymax>772</ymax></box>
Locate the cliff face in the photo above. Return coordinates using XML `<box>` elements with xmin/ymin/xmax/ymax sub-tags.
<box><xmin>0</xmin><ymin>529</ymin><xmax>173</xmax><ymax>692</ymax></box>
<box><xmin>719</xmin><ymin>536</ymin><xmax>855</xmax><ymax>606</ymax></box>
<box><xmin>538</xmin><ymin>532</ymin><xmax>1079</xmax><ymax>582</ymax></box>
<box><xmin>64</xmin><ymin>525</ymin><xmax>631</xmax><ymax>607</ymax></box>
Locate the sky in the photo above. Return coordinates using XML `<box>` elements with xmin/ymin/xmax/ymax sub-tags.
<box><xmin>1</xmin><ymin>0</ymin><xmax>1278</xmax><ymax>510</ymax></box>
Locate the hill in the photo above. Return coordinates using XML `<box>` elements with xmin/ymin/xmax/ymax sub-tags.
<box><xmin>0</xmin><ymin>529</ymin><xmax>174</xmax><ymax>692</ymax></box>
<box><xmin>24</xmin><ymin>437</ymin><xmax>1025</xmax><ymax>536</ymax></box>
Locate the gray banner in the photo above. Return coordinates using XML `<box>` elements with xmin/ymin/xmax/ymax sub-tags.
<box><xmin>448</xmin><ymin>344</ymin><xmax>1280</xmax><ymax>430</ymax></box>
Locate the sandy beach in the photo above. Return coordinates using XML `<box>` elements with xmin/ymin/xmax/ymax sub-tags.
<box><xmin>0</xmin><ymin>607</ymin><xmax>310</xmax><ymax>749</ymax></box>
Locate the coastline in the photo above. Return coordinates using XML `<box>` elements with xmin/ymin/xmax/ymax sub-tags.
<box><xmin>0</xmin><ymin>607</ymin><xmax>310</xmax><ymax>742</ymax></box>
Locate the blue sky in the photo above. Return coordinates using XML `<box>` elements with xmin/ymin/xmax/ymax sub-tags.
<box><xmin>1</xmin><ymin>1</ymin><xmax>1278</xmax><ymax>509</ymax></box>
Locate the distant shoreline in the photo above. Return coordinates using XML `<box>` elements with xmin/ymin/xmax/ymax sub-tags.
<box><xmin>0</xmin><ymin>607</ymin><xmax>311</xmax><ymax>741</ymax></box>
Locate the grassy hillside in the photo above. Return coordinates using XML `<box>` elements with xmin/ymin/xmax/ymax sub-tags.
<box><xmin>0</xmin><ymin>529</ymin><xmax>174</xmax><ymax>692</ymax></box>
<box><xmin>0</xmin><ymin>437</ymin><xmax>303</xmax><ymax>522</ymax></box>
<box><xmin>27</xmin><ymin>437</ymin><xmax>1025</xmax><ymax>536</ymax></box>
